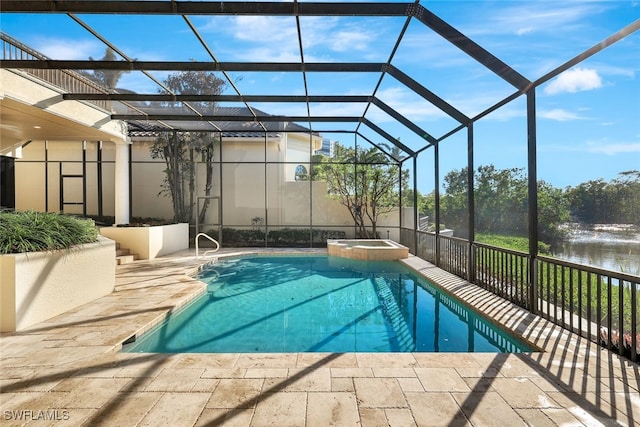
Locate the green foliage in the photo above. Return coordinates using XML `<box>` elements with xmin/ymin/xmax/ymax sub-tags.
<box><xmin>268</xmin><ymin>228</ymin><xmax>310</xmax><ymax>245</ymax></box>
<box><xmin>213</xmin><ymin>227</ymin><xmax>346</xmax><ymax>247</ymax></box>
<box><xmin>150</xmin><ymin>131</ymin><xmax>205</xmax><ymax>223</ymax></box>
<box><xmin>150</xmin><ymin>70</ymin><xmax>226</xmax><ymax>224</ymax></box>
<box><xmin>0</xmin><ymin>211</ymin><xmax>98</xmax><ymax>254</ymax></box>
<box><xmin>476</xmin><ymin>233</ymin><xmax>551</xmax><ymax>254</ymax></box>
<box><xmin>565</xmin><ymin>171</ymin><xmax>640</xmax><ymax>225</ymax></box>
<box><xmin>424</xmin><ymin>168</ymin><xmax>637</xmax><ymax>243</ymax></box>
<box><xmin>436</xmin><ymin>165</ymin><xmax>570</xmax><ymax>242</ymax></box>
<box><xmin>87</xmin><ymin>215</ymin><xmax>172</xmax><ymax>226</ymax></box>
<box><xmin>218</xmin><ymin>228</ymin><xmax>265</xmax><ymax>246</ymax></box>
<box><xmin>312</xmin><ymin>143</ymin><xmax>408</xmax><ymax>238</ymax></box>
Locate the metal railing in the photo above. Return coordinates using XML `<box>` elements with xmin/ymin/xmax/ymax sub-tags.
<box><xmin>536</xmin><ymin>255</ymin><xmax>639</xmax><ymax>361</ymax></box>
<box><xmin>439</xmin><ymin>235</ymin><xmax>468</xmax><ymax>279</ymax></box>
<box><xmin>195</xmin><ymin>232</ymin><xmax>220</xmax><ymax>258</ymax></box>
<box><xmin>475</xmin><ymin>241</ymin><xmax>530</xmax><ymax>308</ymax></box>
<box><xmin>401</xmin><ymin>228</ymin><xmax>640</xmax><ymax>363</ymax></box>
<box><xmin>1</xmin><ymin>32</ymin><xmax>112</xmax><ymax>111</ymax></box>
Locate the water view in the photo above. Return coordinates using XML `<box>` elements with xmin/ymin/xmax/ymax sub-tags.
<box><xmin>553</xmin><ymin>224</ymin><xmax>640</xmax><ymax>275</ymax></box>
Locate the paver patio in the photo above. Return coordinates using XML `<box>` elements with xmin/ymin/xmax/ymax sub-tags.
<box><xmin>1</xmin><ymin>249</ymin><xmax>638</xmax><ymax>426</ymax></box>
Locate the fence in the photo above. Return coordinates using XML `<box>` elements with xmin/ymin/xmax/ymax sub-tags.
<box><xmin>1</xmin><ymin>32</ymin><xmax>111</xmax><ymax>111</ymax></box>
<box><xmin>401</xmin><ymin>228</ymin><xmax>640</xmax><ymax>363</ymax></box>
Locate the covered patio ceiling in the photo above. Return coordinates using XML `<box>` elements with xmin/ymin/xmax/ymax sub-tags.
<box><xmin>1</xmin><ymin>1</ymin><xmax>638</xmax><ymax>160</ymax></box>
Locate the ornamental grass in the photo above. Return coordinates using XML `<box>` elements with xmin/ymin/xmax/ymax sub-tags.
<box><xmin>0</xmin><ymin>210</ymin><xmax>98</xmax><ymax>254</ymax></box>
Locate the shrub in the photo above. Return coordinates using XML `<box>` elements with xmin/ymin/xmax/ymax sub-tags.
<box><xmin>86</xmin><ymin>215</ymin><xmax>172</xmax><ymax>226</ymax></box>
<box><xmin>213</xmin><ymin>227</ymin><xmax>347</xmax><ymax>247</ymax></box>
<box><xmin>0</xmin><ymin>210</ymin><xmax>98</xmax><ymax>254</ymax></box>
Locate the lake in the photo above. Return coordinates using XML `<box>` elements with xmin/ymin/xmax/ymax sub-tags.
<box><xmin>552</xmin><ymin>224</ymin><xmax>640</xmax><ymax>276</ymax></box>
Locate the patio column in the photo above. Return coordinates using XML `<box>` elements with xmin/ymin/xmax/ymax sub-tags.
<box><xmin>527</xmin><ymin>89</ymin><xmax>538</xmax><ymax>313</ymax></box>
<box><xmin>467</xmin><ymin>123</ymin><xmax>475</xmax><ymax>283</ymax></box>
<box><xmin>114</xmin><ymin>139</ymin><xmax>131</xmax><ymax>225</ymax></box>
<box><xmin>434</xmin><ymin>141</ymin><xmax>440</xmax><ymax>267</ymax></box>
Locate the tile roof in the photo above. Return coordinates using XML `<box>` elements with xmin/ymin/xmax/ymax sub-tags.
<box><xmin>126</xmin><ymin>106</ymin><xmax>314</xmax><ymax>138</ymax></box>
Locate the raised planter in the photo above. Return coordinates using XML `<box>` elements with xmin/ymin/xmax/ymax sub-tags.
<box><xmin>0</xmin><ymin>237</ymin><xmax>116</xmax><ymax>332</ymax></box>
<box><xmin>99</xmin><ymin>223</ymin><xmax>189</xmax><ymax>260</ymax></box>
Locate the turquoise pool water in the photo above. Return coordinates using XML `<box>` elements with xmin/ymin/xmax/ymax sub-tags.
<box><xmin>123</xmin><ymin>255</ymin><xmax>534</xmax><ymax>353</ymax></box>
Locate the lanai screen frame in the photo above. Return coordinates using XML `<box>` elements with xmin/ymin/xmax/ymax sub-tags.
<box><xmin>2</xmin><ymin>2</ymin><xmax>639</xmax><ymax>267</ymax></box>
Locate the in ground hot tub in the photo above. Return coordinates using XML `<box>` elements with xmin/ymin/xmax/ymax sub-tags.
<box><xmin>327</xmin><ymin>239</ymin><xmax>409</xmax><ymax>261</ymax></box>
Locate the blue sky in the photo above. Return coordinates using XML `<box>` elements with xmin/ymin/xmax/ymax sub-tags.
<box><xmin>1</xmin><ymin>0</ymin><xmax>639</xmax><ymax>193</ymax></box>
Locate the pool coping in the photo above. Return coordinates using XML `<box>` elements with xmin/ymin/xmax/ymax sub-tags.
<box><xmin>1</xmin><ymin>248</ymin><xmax>638</xmax><ymax>426</ymax></box>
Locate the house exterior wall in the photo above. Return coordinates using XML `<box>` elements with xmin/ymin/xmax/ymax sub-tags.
<box><xmin>11</xmin><ymin>131</ymin><xmax>402</xmax><ymax>240</ymax></box>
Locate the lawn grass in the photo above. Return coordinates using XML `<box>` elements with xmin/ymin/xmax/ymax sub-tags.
<box><xmin>476</xmin><ymin>232</ymin><xmax>551</xmax><ymax>254</ymax></box>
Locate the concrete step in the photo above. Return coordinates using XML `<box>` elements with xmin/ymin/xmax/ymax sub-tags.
<box><xmin>116</xmin><ymin>254</ymin><xmax>140</xmax><ymax>265</ymax></box>
<box><xmin>113</xmin><ymin>243</ymin><xmax>139</xmax><ymax>265</ymax></box>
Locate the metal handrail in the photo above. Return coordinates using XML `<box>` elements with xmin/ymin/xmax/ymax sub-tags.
<box><xmin>1</xmin><ymin>31</ymin><xmax>112</xmax><ymax>111</ymax></box>
<box><xmin>196</xmin><ymin>232</ymin><xmax>220</xmax><ymax>258</ymax></box>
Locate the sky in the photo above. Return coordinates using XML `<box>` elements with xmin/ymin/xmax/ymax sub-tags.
<box><xmin>1</xmin><ymin>0</ymin><xmax>639</xmax><ymax>193</ymax></box>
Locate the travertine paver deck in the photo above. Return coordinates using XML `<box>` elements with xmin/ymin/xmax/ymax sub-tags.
<box><xmin>1</xmin><ymin>248</ymin><xmax>638</xmax><ymax>426</ymax></box>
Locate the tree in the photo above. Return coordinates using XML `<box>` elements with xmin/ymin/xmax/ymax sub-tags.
<box><xmin>150</xmin><ymin>131</ymin><xmax>194</xmax><ymax>223</ymax></box>
<box><xmin>313</xmin><ymin>143</ymin><xmax>408</xmax><ymax>238</ymax></box>
<box><xmin>566</xmin><ymin>171</ymin><xmax>640</xmax><ymax>225</ymax></box>
<box><xmin>439</xmin><ymin>165</ymin><xmax>570</xmax><ymax>243</ymax></box>
<box><xmin>87</xmin><ymin>48</ymin><xmax>129</xmax><ymax>89</ymax></box>
<box><xmin>439</xmin><ymin>167</ymin><xmax>470</xmax><ymax>236</ymax></box>
<box><xmin>150</xmin><ymin>70</ymin><xmax>227</xmax><ymax>223</ymax></box>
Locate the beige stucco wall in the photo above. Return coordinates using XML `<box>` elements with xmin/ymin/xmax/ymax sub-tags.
<box><xmin>0</xmin><ymin>237</ymin><xmax>115</xmax><ymax>332</ymax></box>
<box><xmin>14</xmin><ymin>140</ymin><xmax>116</xmax><ymax>215</ymax></box>
<box><xmin>11</xmin><ymin>129</ymin><xmax>402</xmax><ymax>237</ymax></box>
<box><xmin>99</xmin><ymin>223</ymin><xmax>189</xmax><ymax>259</ymax></box>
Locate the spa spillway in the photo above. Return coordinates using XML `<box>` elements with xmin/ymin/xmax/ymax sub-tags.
<box><xmin>327</xmin><ymin>239</ymin><xmax>409</xmax><ymax>261</ymax></box>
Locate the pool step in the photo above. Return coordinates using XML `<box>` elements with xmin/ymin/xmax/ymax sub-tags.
<box><xmin>115</xmin><ymin>243</ymin><xmax>140</xmax><ymax>265</ymax></box>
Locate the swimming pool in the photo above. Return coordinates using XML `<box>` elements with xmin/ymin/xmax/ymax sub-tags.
<box><xmin>123</xmin><ymin>255</ymin><xmax>534</xmax><ymax>353</ymax></box>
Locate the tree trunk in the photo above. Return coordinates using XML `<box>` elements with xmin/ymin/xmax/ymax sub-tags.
<box><xmin>198</xmin><ymin>146</ymin><xmax>214</xmax><ymax>225</ymax></box>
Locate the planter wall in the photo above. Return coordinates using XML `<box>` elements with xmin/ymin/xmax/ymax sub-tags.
<box><xmin>0</xmin><ymin>237</ymin><xmax>115</xmax><ymax>332</ymax></box>
<box><xmin>99</xmin><ymin>223</ymin><xmax>189</xmax><ymax>260</ymax></box>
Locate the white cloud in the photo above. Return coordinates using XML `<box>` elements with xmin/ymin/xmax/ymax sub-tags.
<box><xmin>374</xmin><ymin>87</ymin><xmax>447</xmax><ymax>122</ymax></box>
<box><xmin>516</xmin><ymin>27</ymin><xmax>534</xmax><ymax>36</ymax></box>
<box><xmin>587</xmin><ymin>142</ymin><xmax>640</xmax><ymax>156</ymax></box>
<box><xmin>330</xmin><ymin>30</ymin><xmax>372</xmax><ymax>52</ymax></box>
<box><xmin>34</xmin><ymin>38</ymin><xmax>101</xmax><ymax>60</ymax></box>
<box><xmin>471</xmin><ymin>3</ymin><xmax>608</xmax><ymax>37</ymax></box>
<box><xmin>544</xmin><ymin>67</ymin><xmax>603</xmax><ymax>95</ymax></box>
<box><xmin>200</xmin><ymin>15</ymin><xmax>377</xmax><ymax>62</ymax></box>
<box><xmin>538</xmin><ymin>108</ymin><xmax>587</xmax><ymax>121</ymax></box>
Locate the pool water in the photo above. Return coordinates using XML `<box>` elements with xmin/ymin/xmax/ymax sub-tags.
<box><xmin>123</xmin><ymin>256</ymin><xmax>533</xmax><ymax>353</ymax></box>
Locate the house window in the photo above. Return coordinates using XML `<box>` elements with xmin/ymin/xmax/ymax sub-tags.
<box><xmin>295</xmin><ymin>165</ymin><xmax>308</xmax><ymax>181</ymax></box>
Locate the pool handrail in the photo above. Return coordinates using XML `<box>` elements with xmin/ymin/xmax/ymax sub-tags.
<box><xmin>196</xmin><ymin>233</ymin><xmax>220</xmax><ymax>258</ymax></box>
